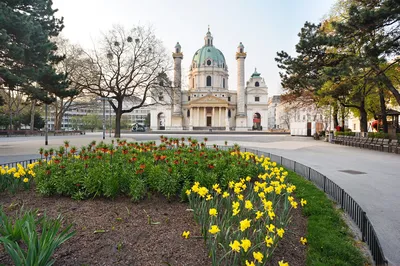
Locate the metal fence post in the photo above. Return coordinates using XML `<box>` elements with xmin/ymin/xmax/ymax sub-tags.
<box><xmin>280</xmin><ymin>156</ymin><xmax>282</xmax><ymax>165</ymax></box>
<box><xmin>294</xmin><ymin>161</ymin><xmax>296</xmax><ymax>172</ymax></box>
<box><xmin>362</xmin><ymin>211</ymin><xmax>367</xmax><ymax>242</ymax></box>
<box><xmin>341</xmin><ymin>189</ymin><xmax>345</xmax><ymax>209</ymax></box>
<box><xmin>308</xmin><ymin>167</ymin><xmax>311</xmax><ymax>180</ymax></box>
<box><xmin>323</xmin><ymin>175</ymin><xmax>327</xmax><ymax>192</ymax></box>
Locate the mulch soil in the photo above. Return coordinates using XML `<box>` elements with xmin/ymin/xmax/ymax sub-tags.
<box><xmin>0</xmin><ymin>189</ymin><xmax>307</xmax><ymax>266</ymax></box>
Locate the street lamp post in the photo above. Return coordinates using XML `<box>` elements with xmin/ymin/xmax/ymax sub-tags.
<box><xmin>102</xmin><ymin>98</ymin><xmax>106</xmax><ymax>140</ymax></box>
<box><xmin>109</xmin><ymin>103</ymin><xmax>112</xmax><ymax>137</ymax></box>
<box><xmin>45</xmin><ymin>102</ymin><xmax>48</xmax><ymax>145</ymax></box>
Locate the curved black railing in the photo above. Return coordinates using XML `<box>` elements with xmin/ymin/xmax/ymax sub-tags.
<box><xmin>0</xmin><ymin>146</ymin><xmax>388</xmax><ymax>265</ymax></box>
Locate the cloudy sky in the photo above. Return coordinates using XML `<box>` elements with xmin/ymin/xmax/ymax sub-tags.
<box><xmin>53</xmin><ymin>0</ymin><xmax>336</xmax><ymax>96</ymax></box>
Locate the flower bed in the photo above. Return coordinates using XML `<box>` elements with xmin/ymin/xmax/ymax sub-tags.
<box><xmin>0</xmin><ymin>137</ymin><xmax>307</xmax><ymax>265</ymax></box>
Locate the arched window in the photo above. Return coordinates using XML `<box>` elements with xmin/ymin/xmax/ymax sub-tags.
<box><xmin>207</xmin><ymin>60</ymin><xmax>211</xmax><ymax>66</ymax></box>
<box><xmin>206</xmin><ymin>76</ymin><xmax>212</xmax><ymax>86</ymax></box>
<box><xmin>191</xmin><ymin>78</ymin><xmax>194</xmax><ymax>88</ymax></box>
<box><xmin>208</xmin><ymin>39</ymin><xmax>210</xmax><ymax>46</ymax></box>
<box><xmin>187</xmin><ymin>110</ymin><xmax>190</xmax><ymax>117</ymax></box>
<box><xmin>223</xmin><ymin>78</ymin><xmax>225</xmax><ymax>88</ymax></box>
<box><xmin>240</xmin><ymin>48</ymin><xmax>243</xmax><ymax>53</ymax></box>
<box><xmin>228</xmin><ymin>109</ymin><xmax>231</xmax><ymax>118</ymax></box>
<box><xmin>255</xmin><ymin>81</ymin><xmax>260</xmax><ymax>87</ymax></box>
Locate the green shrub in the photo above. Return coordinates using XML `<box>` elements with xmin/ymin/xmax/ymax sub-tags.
<box><xmin>32</xmin><ymin>140</ymin><xmax>253</xmax><ymax>201</ymax></box>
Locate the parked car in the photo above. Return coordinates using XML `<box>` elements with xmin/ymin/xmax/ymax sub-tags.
<box><xmin>132</xmin><ymin>124</ymin><xmax>146</xmax><ymax>132</ymax></box>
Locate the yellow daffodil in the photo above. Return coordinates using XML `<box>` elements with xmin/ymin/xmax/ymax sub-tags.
<box><xmin>232</xmin><ymin>208</ymin><xmax>240</xmax><ymax>216</ymax></box>
<box><xmin>229</xmin><ymin>240</ymin><xmax>241</xmax><ymax>252</ymax></box>
<box><xmin>246</xmin><ymin>176</ymin><xmax>251</xmax><ymax>182</ymax></box>
<box><xmin>209</xmin><ymin>225</ymin><xmax>220</xmax><ymax>235</ymax></box>
<box><xmin>253</xmin><ymin>251</ymin><xmax>264</xmax><ymax>263</ymax></box>
<box><xmin>268</xmin><ymin>210</ymin><xmax>275</xmax><ymax>220</ymax></box>
<box><xmin>240</xmin><ymin>219</ymin><xmax>251</xmax><ymax>232</ymax></box>
<box><xmin>241</xmin><ymin>238</ymin><xmax>251</xmax><ymax>252</ymax></box>
<box><xmin>301</xmin><ymin>198</ymin><xmax>307</xmax><ymax>206</ymax></box>
<box><xmin>245</xmin><ymin>260</ymin><xmax>255</xmax><ymax>266</ymax></box>
<box><xmin>288</xmin><ymin>196</ymin><xmax>294</xmax><ymax>202</ymax></box>
<box><xmin>191</xmin><ymin>182</ymin><xmax>200</xmax><ymax>193</ymax></box>
<box><xmin>277</xmin><ymin>228</ymin><xmax>285</xmax><ymax>238</ymax></box>
<box><xmin>237</xmin><ymin>194</ymin><xmax>244</xmax><ymax>201</ymax></box>
<box><xmin>290</xmin><ymin>201</ymin><xmax>298</xmax><ymax>209</ymax></box>
<box><xmin>279</xmin><ymin>260</ymin><xmax>289</xmax><ymax>266</ymax></box>
<box><xmin>209</xmin><ymin>208</ymin><xmax>218</xmax><ymax>217</ymax></box>
<box><xmin>14</xmin><ymin>173</ymin><xmax>21</xmax><ymax>178</ymax></box>
<box><xmin>215</xmin><ymin>188</ymin><xmax>222</xmax><ymax>194</ymax></box>
<box><xmin>258</xmin><ymin>191</ymin><xmax>265</xmax><ymax>199</ymax></box>
<box><xmin>182</xmin><ymin>231</ymin><xmax>190</xmax><ymax>239</ymax></box>
<box><xmin>266</xmin><ymin>224</ymin><xmax>275</xmax><ymax>233</ymax></box>
<box><xmin>300</xmin><ymin>237</ymin><xmax>307</xmax><ymax>245</ymax></box>
<box><xmin>185</xmin><ymin>190</ymin><xmax>191</xmax><ymax>196</ymax></box>
<box><xmin>23</xmin><ymin>178</ymin><xmax>29</xmax><ymax>183</ymax></box>
<box><xmin>245</xmin><ymin>200</ymin><xmax>253</xmax><ymax>210</ymax></box>
<box><xmin>212</xmin><ymin>183</ymin><xmax>220</xmax><ymax>191</ymax></box>
<box><xmin>222</xmin><ymin>191</ymin><xmax>230</xmax><ymax>198</ymax></box>
<box><xmin>255</xmin><ymin>211</ymin><xmax>264</xmax><ymax>220</ymax></box>
<box><xmin>232</xmin><ymin>201</ymin><xmax>240</xmax><ymax>209</ymax></box>
<box><xmin>198</xmin><ymin>187</ymin><xmax>208</xmax><ymax>197</ymax></box>
<box><xmin>206</xmin><ymin>194</ymin><xmax>213</xmax><ymax>201</ymax></box>
<box><xmin>265</xmin><ymin>235</ymin><xmax>274</xmax><ymax>247</ymax></box>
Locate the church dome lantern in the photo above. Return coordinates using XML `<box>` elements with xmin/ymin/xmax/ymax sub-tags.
<box><xmin>192</xmin><ymin>27</ymin><xmax>227</xmax><ymax>69</ymax></box>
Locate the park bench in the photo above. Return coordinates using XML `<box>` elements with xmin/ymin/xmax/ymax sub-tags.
<box><xmin>366</xmin><ymin>138</ymin><xmax>377</xmax><ymax>149</ymax></box>
<box><xmin>355</xmin><ymin>137</ymin><xmax>367</xmax><ymax>148</ymax></box>
<box><xmin>371</xmin><ymin>138</ymin><xmax>384</xmax><ymax>151</ymax></box>
<box><xmin>351</xmin><ymin>137</ymin><xmax>363</xmax><ymax>147</ymax></box>
<box><xmin>344</xmin><ymin>136</ymin><xmax>356</xmax><ymax>146</ymax></box>
<box><xmin>381</xmin><ymin>139</ymin><xmax>391</xmax><ymax>152</ymax></box>
<box><xmin>388</xmin><ymin>139</ymin><xmax>399</xmax><ymax>154</ymax></box>
<box><xmin>361</xmin><ymin>138</ymin><xmax>373</xmax><ymax>149</ymax></box>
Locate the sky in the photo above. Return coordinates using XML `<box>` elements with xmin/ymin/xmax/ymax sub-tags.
<box><xmin>52</xmin><ymin>0</ymin><xmax>336</xmax><ymax>96</ymax></box>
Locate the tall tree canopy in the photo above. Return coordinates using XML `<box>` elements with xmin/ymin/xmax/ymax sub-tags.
<box><xmin>276</xmin><ymin>0</ymin><xmax>400</xmax><ymax>133</ymax></box>
<box><xmin>0</xmin><ymin>0</ymin><xmax>75</xmax><ymax>103</ymax></box>
<box><xmin>79</xmin><ymin>25</ymin><xmax>171</xmax><ymax>137</ymax></box>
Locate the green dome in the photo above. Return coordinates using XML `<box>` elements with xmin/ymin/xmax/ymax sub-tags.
<box><xmin>192</xmin><ymin>45</ymin><xmax>226</xmax><ymax>68</ymax></box>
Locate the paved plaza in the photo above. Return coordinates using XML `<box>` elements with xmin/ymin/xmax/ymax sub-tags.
<box><xmin>1</xmin><ymin>133</ymin><xmax>399</xmax><ymax>265</ymax></box>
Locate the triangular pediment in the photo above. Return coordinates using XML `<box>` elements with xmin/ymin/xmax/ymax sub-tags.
<box><xmin>247</xmin><ymin>87</ymin><xmax>268</xmax><ymax>94</ymax></box>
<box><xmin>189</xmin><ymin>95</ymin><xmax>229</xmax><ymax>106</ymax></box>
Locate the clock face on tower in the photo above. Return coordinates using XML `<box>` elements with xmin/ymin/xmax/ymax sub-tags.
<box><xmin>207</xmin><ymin>60</ymin><xmax>211</xmax><ymax>66</ymax></box>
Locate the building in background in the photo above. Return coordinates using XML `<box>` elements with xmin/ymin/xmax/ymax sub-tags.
<box><xmin>150</xmin><ymin>29</ymin><xmax>269</xmax><ymax>131</ymax></box>
<box><xmin>47</xmin><ymin>97</ymin><xmax>150</xmax><ymax>131</ymax></box>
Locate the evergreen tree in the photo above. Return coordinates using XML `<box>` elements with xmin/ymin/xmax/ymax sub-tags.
<box><xmin>0</xmin><ymin>0</ymin><xmax>76</xmax><ymax>103</ymax></box>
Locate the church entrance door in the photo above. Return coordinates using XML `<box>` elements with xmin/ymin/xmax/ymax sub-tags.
<box><xmin>207</xmin><ymin>117</ymin><xmax>212</xmax><ymax>127</ymax></box>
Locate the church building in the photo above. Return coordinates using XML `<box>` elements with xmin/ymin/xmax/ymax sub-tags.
<box><xmin>149</xmin><ymin>29</ymin><xmax>269</xmax><ymax>131</ymax></box>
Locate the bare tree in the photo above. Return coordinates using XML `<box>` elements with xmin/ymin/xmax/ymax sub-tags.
<box><xmin>79</xmin><ymin>25</ymin><xmax>172</xmax><ymax>137</ymax></box>
<box><xmin>52</xmin><ymin>37</ymin><xmax>89</xmax><ymax>130</ymax></box>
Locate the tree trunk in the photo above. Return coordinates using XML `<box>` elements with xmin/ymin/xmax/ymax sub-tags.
<box><xmin>114</xmin><ymin>102</ymin><xmax>123</xmax><ymax>138</ymax></box>
<box><xmin>332</xmin><ymin>104</ymin><xmax>339</xmax><ymax>128</ymax></box>
<box><xmin>341</xmin><ymin>106</ymin><xmax>345</xmax><ymax>132</ymax></box>
<box><xmin>359</xmin><ymin>100</ymin><xmax>368</xmax><ymax>133</ymax></box>
<box><xmin>54</xmin><ymin>99</ymin><xmax>63</xmax><ymax>130</ymax></box>
<box><xmin>30</xmin><ymin>101</ymin><xmax>35</xmax><ymax>132</ymax></box>
<box><xmin>379</xmin><ymin>87</ymin><xmax>388</xmax><ymax>133</ymax></box>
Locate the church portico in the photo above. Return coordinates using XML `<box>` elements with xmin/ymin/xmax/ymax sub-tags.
<box><xmin>186</xmin><ymin>95</ymin><xmax>230</xmax><ymax>130</ymax></box>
